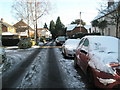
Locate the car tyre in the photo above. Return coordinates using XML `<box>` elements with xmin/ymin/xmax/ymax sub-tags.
<box><xmin>63</xmin><ymin>50</ymin><xmax>67</xmax><ymax>59</ymax></box>
<box><xmin>87</xmin><ymin>68</ymin><xmax>94</xmax><ymax>86</ymax></box>
<box><xmin>74</xmin><ymin>56</ymin><xmax>78</xmax><ymax>68</ymax></box>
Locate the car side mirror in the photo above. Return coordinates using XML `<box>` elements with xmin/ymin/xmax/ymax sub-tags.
<box><xmin>80</xmin><ymin>50</ymin><xmax>87</xmax><ymax>55</ymax></box>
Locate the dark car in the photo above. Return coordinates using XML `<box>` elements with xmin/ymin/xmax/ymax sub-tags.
<box><xmin>55</xmin><ymin>36</ymin><xmax>66</xmax><ymax>46</ymax></box>
<box><xmin>74</xmin><ymin>36</ymin><xmax>120</xmax><ymax>88</ymax></box>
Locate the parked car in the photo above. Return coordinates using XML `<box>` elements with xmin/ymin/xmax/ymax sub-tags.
<box><xmin>55</xmin><ymin>36</ymin><xmax>66</xmax><ymax>46</ymax></box>
<box><xmin>74</xmin><ymin>36</ymin><xmax>120</xmax><ymax>88</ymax></box>
<box><xmin>62</xmin><ymin>39</ymin><xmax>80</xmax><ymax>58</ymax></box>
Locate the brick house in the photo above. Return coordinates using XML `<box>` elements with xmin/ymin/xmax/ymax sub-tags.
<box><xmin>13</xmin><ymin>19</ymin><xmax>34</xmax><ymax>38</ymax></box>
<box><xmin>67</xmin><ymin>24</ymin><xmax>88</xmax><ymax>38</ymax></box>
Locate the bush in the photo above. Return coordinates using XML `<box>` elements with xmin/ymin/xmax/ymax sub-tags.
<box><xmin>40</xmin><ymin>36</ymin><xmax>46</xmax><ymax>42</ymax></box>
<box><xmin>18</xmin><ymin>38</ymin><xmax>32</xmax><ymax>49</ymax></box>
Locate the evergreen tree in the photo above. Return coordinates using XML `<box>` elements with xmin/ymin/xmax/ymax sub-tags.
<box><xmin>49</xmin><ymin>20</ymin><xmax>56</xmax><ymax>39</ymax></box>
<box><xmin>55</xmin><ymin>16</ymin><xmax>65</xmax><ymax>37</ymax></box>
<box><xmin>43</xmin><ymin>23</ymin><xmax>48</xmax><ymax>29</ymax></box>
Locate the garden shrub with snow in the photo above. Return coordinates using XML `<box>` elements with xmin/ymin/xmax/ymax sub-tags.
<box><xmin>18</xmin><ymin>38</ymin><xmax>32</xmax><ymax>49</ymax></box>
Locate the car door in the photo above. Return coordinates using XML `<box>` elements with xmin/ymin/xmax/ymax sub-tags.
<box><xmin>79</xmin><ymin>38</ymin><xmax>89</xmax><ymax>71</ymax></box>
<box><xmin>76</xmin><ymin>38</ymin><xmax>84</xmax><ymax>66</ymax></box>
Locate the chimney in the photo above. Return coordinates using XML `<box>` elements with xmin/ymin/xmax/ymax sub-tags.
<box><xmin>1</xmin><ymin>18</ymin><xmax>4</xmax><ymax>22</ymax></box>
<box><xmin>108</xmin><ymin>0</ymin><xmax>114</xmax><ymax>7</ymax></box>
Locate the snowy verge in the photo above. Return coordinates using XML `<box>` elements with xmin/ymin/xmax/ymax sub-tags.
<box><xmin>54</xmin><ymin>48</ymin><xmax>86</xmax><ymax>88</ymax></box>
<box><xmin>2</xmin><ymin>47</ymin><xmax>37</xmax><ymax>73</ymax></box>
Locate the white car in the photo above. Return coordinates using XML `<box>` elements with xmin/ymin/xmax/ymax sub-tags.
<box><xmin>62</xmin><ymin>39</ymin><xmax>80</xmax><ymax>58</ymax></box>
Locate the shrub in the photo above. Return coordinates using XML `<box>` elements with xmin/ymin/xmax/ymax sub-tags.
<box><xmin>18</xmin><ymin>38</ymin><xmax>32</xmax><ymax>49</ymax></box>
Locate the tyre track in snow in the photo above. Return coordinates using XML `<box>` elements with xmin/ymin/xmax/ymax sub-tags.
<box><xmin>40</xmin><ymin>42</ymin><xmax>67</xmax><ymax>88</ymax></box>
<box><xmin>2</xmin><ymin>48</ymin><xmax>43</xmax><ymax>88</ymax></box>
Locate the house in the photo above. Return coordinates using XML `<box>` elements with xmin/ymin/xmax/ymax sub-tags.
<box><xmin>92</xmin><ymin>0</ymin><xmax>120</xmax><ymax>38</ymax></box>
<box><xmin>13</xmin><ymin>19</ymin><xmax>34</xmax><ymax>38</ymax></box>
<box><xmin>66</xmin><ymin>24</ymin><xmax>88</xmax><ymax>38</ymax></box>
<box><xmin>37</xmin><ymin>28</ymin><xmax>52</xmax><ymax>39</ymax></box>
<box><xmin>0</xmin><ymin>18</ymin><xmax>19</xmax><ymax>46</ymax></box>
<box><xmin>0</xmin><ymin>18</ymin><xmax>16</xmax><ymax>34</ymax></box>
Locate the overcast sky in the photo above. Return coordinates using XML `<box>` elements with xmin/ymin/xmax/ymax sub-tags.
<box><xmin>0</xmin><ymin>0</ymin><xmax>119</xmax><ymax>27</ymax></box>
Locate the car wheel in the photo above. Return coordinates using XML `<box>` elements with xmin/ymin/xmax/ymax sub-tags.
<box><xmin>74</xmin><ymin>56</ymin><xmax>78</xmax><ymax>68</ymax></box>
<box><xmin>87</xmin><ymin>68</ymin><xmax>94</xmax><ymax>86</ymax></box>
<box><xmin>63</xmin><ymin>50</ymin><xmax>67</xmax><ymax>58</ymax></box>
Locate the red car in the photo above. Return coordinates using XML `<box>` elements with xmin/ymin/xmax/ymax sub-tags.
<box><xmin>74</xmin><ymin>36</ymin><xmax>120</xmax><ymax>88</ymax></box>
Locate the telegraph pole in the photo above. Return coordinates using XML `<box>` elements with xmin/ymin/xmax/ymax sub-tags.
<box><xmin>79</xmin><ymin>12</ymin><xmax>81</xmax><ymax>32</ymax></box>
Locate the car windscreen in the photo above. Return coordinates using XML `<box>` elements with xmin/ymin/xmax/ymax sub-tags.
<box><xmin>58</xmin><ymin>37</ymin><xmax>66</xmax><ymax>41</ymax></box>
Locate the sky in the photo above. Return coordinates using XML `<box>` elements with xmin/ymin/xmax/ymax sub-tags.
<box><xmin>0</xmin><ymin>0</ymin><xmax>118</xmax><ymax>28</ymax></box>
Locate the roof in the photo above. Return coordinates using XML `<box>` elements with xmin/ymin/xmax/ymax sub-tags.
<box><xmin>93</xmin><ymin>2</ymin><xmax>119</xmax><ymax>21</ymax></box>
<box><xmin>13</xmin><ymin>19</ymin><xmax>33</xmax><ymax>30</ymax></box>
<box><xmin>83</xmin><ymin>35</ymin><xmax>118</xmax><ymax>42</ymax></box>
<box><xmin>2</xmin><ymin>32</ymin><xmax>18</xmax><ymax>35</ymax></box>
<box><xmin>1</xmin><ymin>21</ymin><xmax>16</xmax><ymax>28</ymax></box>
<box><xmin>73</xmin><ymin>26</ymin><xmax>88</xmax><ymax>33</ymax></box>
<box><xmin>66</xmin><ymin>24</ymin><xmax>77</xmax><ymax>31</ymax></box>
<box><xmin>84</xmin><ymin>25</ymin><xmax>92</xmax><ymax>30</ymax></box>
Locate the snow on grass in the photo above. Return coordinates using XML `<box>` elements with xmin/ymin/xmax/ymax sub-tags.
<box><xmin>3</xmin><ymin>48</ymin><xmax>36</xmax><ymax>72</ymax></box>
<box><xmin>54</xmin><ymin>48</ymin><xmax>86</xmax><ymax>88</ymax></box>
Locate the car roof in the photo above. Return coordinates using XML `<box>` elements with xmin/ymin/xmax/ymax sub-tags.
<box><xmin>83</xmin><ymin>35</ymin><xmax>118</xmax><ymax>42</ymax></box>
<box><xmin>82</xmin><ymin>35</ymin><xmax>119</xmax><ymax>52</ymax></box>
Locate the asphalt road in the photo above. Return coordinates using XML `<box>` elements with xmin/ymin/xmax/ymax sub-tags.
<box><xmin>40</xmin><ymin>47</ymin><xmax>67</xmax><ymax>88</ymax></box>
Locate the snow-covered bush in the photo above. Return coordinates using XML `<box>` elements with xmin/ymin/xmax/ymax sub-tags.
<box><xmin>18</xmin><ymin>38</ymin><xmax>32</xmax><ymax>49</ymax></box>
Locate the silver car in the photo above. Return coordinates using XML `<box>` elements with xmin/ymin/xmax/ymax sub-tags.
<box><xmin>62</xmin><ymin>39</ymin><xmax>80</xmax><ymax>58</ymax></box>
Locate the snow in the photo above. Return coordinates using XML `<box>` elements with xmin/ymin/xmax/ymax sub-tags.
<box><xmin>82</xmin><ymin>36</ymin><xmax>120</xmax><ymax>75</ymax></box>
<box><xmin>66</xmin><ymin>24</ymin><xmax>77</xmax><ymax>31</ymax></box>
<box><xmin>2</xmin><ymin>47</ymin><xmax>37</xmax><ymax>72</ymax></box>
<box><xmin>18</xmin><ymin>49</ymin><xmax>48</xmax><ymax>88</ymax></box>
<box><xmin>63</xmin><ymin>39</ymin><xmax>80</xmax><ymax>50</ymax></box>
<box><xmin>55</xmin><ymin>48</ymin><xmax>86</xmax><ymax>88</ymax></box>
<box><xmin>16</xmin><ymin>47</ymin><xmax>87</xmax><ymax>88</ymax></box>
<box><xmin>93</xmin><ymin>2</ymin><xmax>118</xmax><ymax>20</ymax></box>
<box><xmin>97</xmin><ymin>77</ymin><xmax>116</xmax><ymax>86</ymax></box>
<box><xmin>2</xmin><ymin>32</ymin><xmax>16</xmax><ymax>35</ymax></box>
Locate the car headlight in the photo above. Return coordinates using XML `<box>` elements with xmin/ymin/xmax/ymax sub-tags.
<box><xmin>97</xmin><ymin>77</ymin><xmax>116</xmax><ymax>86</ymax></box>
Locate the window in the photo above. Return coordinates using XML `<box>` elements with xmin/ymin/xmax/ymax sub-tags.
<box><xmin>83</xmin><ymin>38</ymin><xmax>89</xmax><ymax>47</ymax></box>
<box><xmin>79</xmin><ymin>38</ymin><xmax>84</xmax><ymax>45</ymax></box>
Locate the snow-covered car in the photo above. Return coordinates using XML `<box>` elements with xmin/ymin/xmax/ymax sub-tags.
<box><xmin>62</xmin><ymin>39</ymin><xmax>80</xmax><ymax>58</ymax></box>
<box><xmin>55</xmin><ymin>36</ymin><xmax>66</xmax><ymax>46</ymax></box>
<box><xmin>74</xmin><ymin>36</ymin><xmax>120</xmax><ymax>88</ymax></box>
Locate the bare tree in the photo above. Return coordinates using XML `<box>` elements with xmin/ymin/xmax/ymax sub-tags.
<box><xmin>12</xmin><ymin>0</ymin><xmax>51</xmax><ymax>40</ymax></box>
<box><xmin>96</xmin><ymin>0</ymin><xmax>120</xmax><ymax>37</ymax></box>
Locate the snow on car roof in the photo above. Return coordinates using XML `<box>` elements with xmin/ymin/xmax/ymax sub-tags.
<box><xmin>65</xmin><ymin>39</ymin><xmax>80</xmax><ymax>49</ymax></box>
<box><xmin>84</xmin><ymin>35</ymin><xmax>119</xmax><ymax>52</ymax></box>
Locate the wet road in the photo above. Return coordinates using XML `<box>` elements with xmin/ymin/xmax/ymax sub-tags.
<box><xmin>40</xmin><ymin>48</ymin><xmax>67</xmax><ymax>88</ymax></box>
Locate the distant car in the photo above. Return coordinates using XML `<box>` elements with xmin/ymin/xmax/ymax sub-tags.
<box><xmin>74</xmin><ymin>36</ymin><xmax>120</xmax><ymax>88</ymax></box>
<box><xmin>62</xmin><ymin>39</ymin><xmax>80</xmax><ymax>58</ymax></box>
<box><xmin>55</xmin><ymin>36</ymin><xmax>66</xmax><ymax>46</ymax></box>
